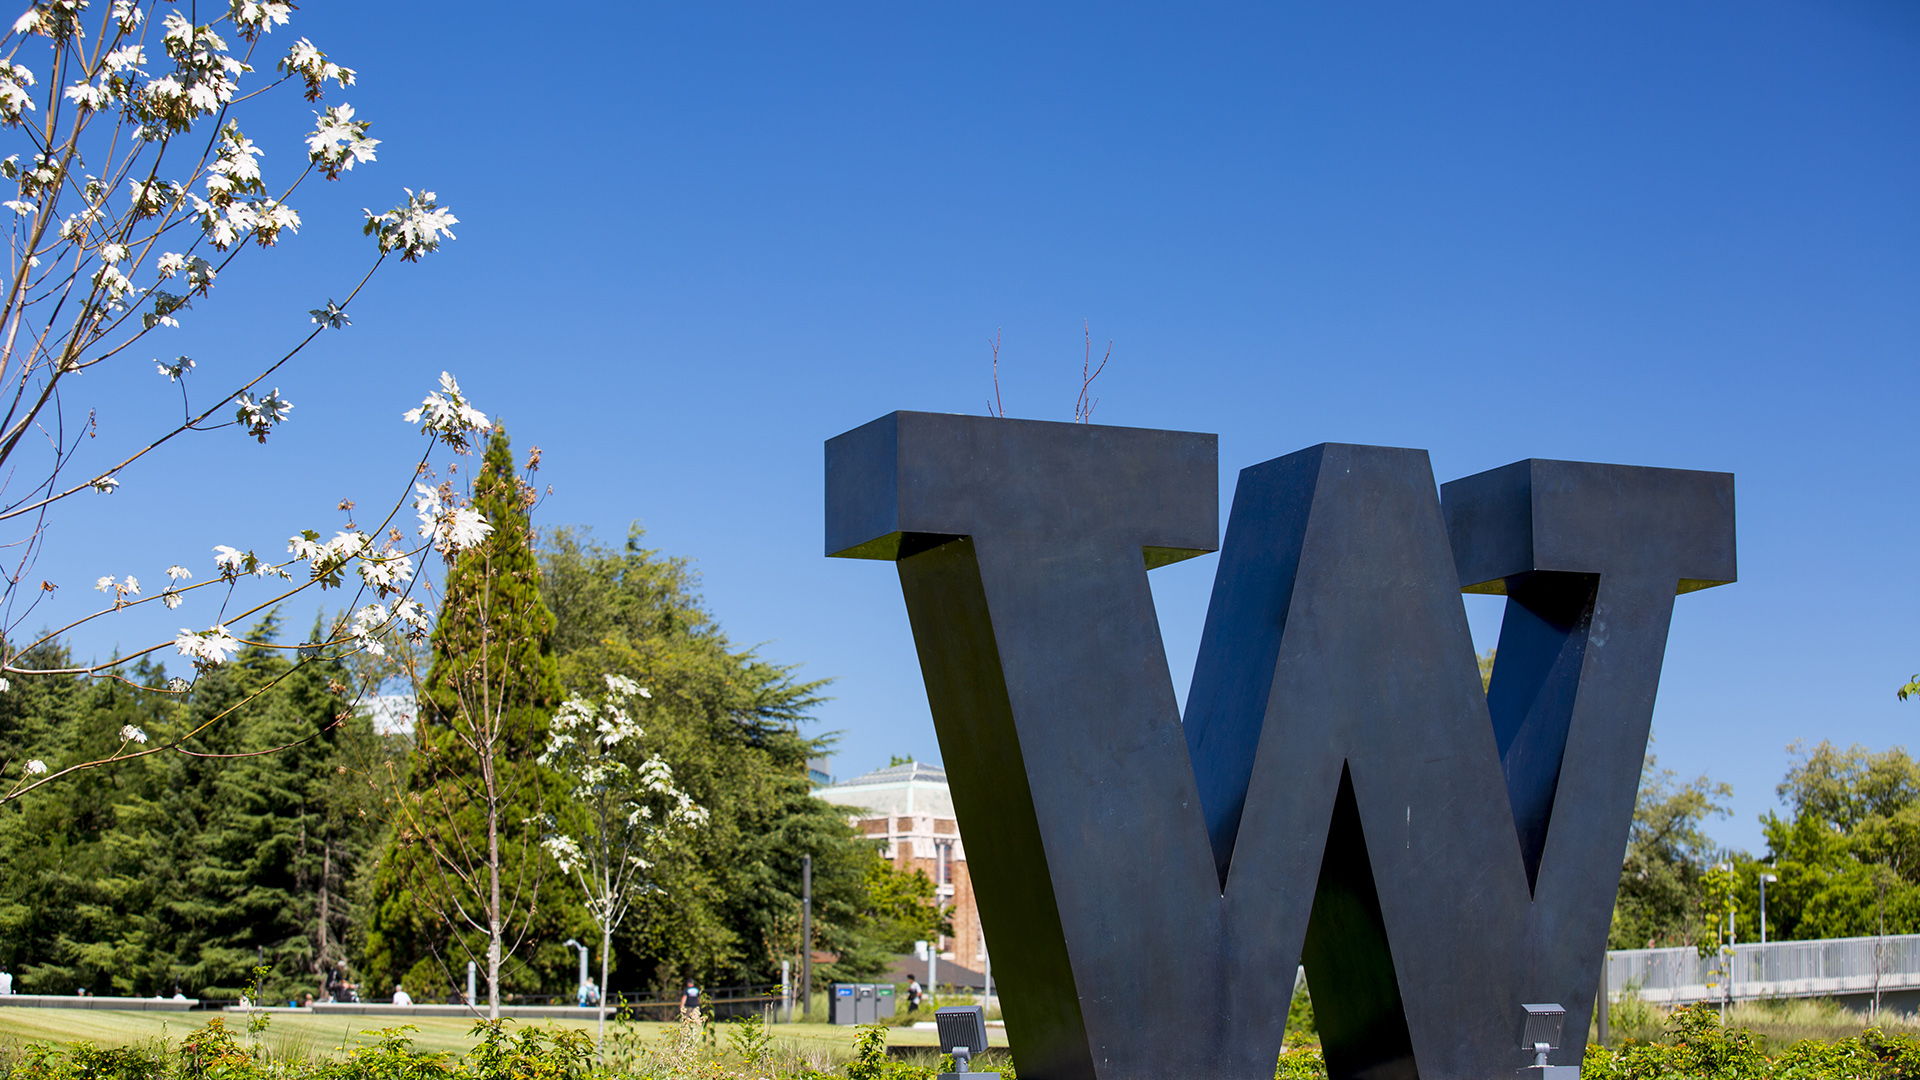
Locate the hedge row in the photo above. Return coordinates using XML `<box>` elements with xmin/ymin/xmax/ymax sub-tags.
<box><xmin>9</xmin><ymin>1004</ymin><xmax>1920</xmax><ymax>1080</ymax></box>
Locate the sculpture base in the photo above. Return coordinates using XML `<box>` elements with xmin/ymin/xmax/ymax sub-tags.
<box><xmin>1517</xmin><ymin>1067</ymin><xmax>1579</xmax><ymax>1080</ymax></box>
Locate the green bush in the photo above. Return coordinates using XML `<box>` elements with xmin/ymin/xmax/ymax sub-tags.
<box><xmin>178</xmin><ymin>1019</ymin><xmax>258</xmax><ymax>1080</ymax></box>
<box><xmin>0</xmin><ymin>1018</ymin><xmax>604</xmax><ymax>1080</ymax></box>
<box><xmin>1583</xmin><ymin>1002</ymin><xmax>1920</xmax><ymax>1080</ymax></box>
<box><xmin>465</xmin><ymin>1023</ymin><xmax>593</xmax><ymax>1080</ymax></box>
<box><xmin>11</xmin><ymin>1042</ymin><xmax>171</xmax><ymax>1080</ymax></box>
<box><xmin>840</xmin><ymin>1027</ymin><xmax>942</xmax><ymax>1080</ymax></box>
<box><xmin>38</xmin><ymin>1004</ymin><xmax>1920</xmax><ymax>1080</ymax></box>
<box><xmin>724</xmin><ymin>1017</ymin><xmax>773</xmax><ymax>1074</ymax></box>
<box><xmin>1273</xmin><ymin>1046</ymin><xmax>1328</xmax><ymax>1080</ymax></box>
<box><xmin>320</xmin><ymin>1029</ymin><xmax>453</xmax><ymax>1080</ymax></box>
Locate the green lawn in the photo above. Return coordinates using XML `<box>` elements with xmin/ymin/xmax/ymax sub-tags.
<box><xmin>0</xmin><ymin>1009</ymin><xmax>1003</xmax><ymax>1058</ymax></box>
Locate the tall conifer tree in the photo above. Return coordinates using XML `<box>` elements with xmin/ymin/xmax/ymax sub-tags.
<box><xmin>148</xmin><ymin>613</ymin><xmax>365</xmax><ymax>1000</ymax></box>
<box><xmin>365</xmin><ymin>426</ymin><xmax>579</xmax><ymax>1017</ymax></box>
<box><xmin>0</xmin><ymin>626</ymin><xmax>367</xmax><ymax>1000</ymax></box>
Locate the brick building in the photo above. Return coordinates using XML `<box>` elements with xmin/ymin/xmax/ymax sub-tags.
<box><xmin>812</xmin><ymin>761</ymin><xmax>988</xmax><ymax>978</ymax></box>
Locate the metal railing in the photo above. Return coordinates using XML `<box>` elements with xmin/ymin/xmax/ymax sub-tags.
<box><xmin>1608</xmin><ymin>933</ymin><xmax>1920</xmax><ymax>1005</ymax></box>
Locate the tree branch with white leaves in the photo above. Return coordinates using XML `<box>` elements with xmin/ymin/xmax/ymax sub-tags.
<box><xmin>3</xmin><ymin>371</ymin><xmax>497</xmax><ymax>800</ymax></box>
<box><xmin>0</xmin><ymin>0</ymin><xmax>469</xmax><ymax>798</ymax></box>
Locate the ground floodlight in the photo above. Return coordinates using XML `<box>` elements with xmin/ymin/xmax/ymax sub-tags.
<box><xmin>1517</xmin><ymin>1004</ymin><xmax>1578</xmax><ymax>1080</ymax></box>
<box><xmin>936</xmin><ymin>1006</ymin><xmax>994</xmax><ymax>1078</ymax></box>
<box><xmin>1520</xmin><ymin>1003</ymin><xmax>1566</xmax><ymax>1052</ymax></box>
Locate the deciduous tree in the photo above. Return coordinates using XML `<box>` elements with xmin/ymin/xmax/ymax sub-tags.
<box><xmin>0</xmin><ymin>0</ymin><xmax>465</xmax><ymax>805</ymax></box>
<box><xmin>1611</xmin><ymin>755</ymin><xmax>1732</xmax><ymax>950</ymax></box>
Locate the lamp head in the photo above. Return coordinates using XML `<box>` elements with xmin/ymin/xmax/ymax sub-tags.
<box><xmin>936</xmin><ymin>1005</ymin><xmax>989</xmax><ymax>1056</ymax></box>
<box><xmin>1520</xmin><ymin>1003</ymin><xmax>1567</xmax><ymax>1050</ymax></box>
<box><xmin>1761</xmin><ymin>873</ymin><xmax>1779</xmax><ymax>883</ymax></box>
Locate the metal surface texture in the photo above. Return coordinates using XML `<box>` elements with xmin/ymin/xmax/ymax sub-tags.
<box><xmin>824</xmin><ymin>412</ymin><xmax>1735</xmax><ymax>1080</ymax></box>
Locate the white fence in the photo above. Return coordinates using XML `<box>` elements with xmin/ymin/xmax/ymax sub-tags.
<box><xmin>1609</xmin><ymin>934</ymin><xmax>1920</xmax><ymax>1005</ymax></box>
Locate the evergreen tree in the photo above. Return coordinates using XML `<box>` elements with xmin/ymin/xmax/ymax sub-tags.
<box><xmin>0</xmin><ymin>651</ymin><xmax>167</xmax><ymax>993</ymax></box>
<box><xmin>364</xmin><ymin>426</ymin><xmax>581</xmax><ymax>1016</ymax></box>
<box><xmin>158</xmin><ymin>614</ymin><xmax>368</xmax><ymax>1000</ymax></box>
<box><xmin>540</xmin><ymin>525</ymin><xmax>927</xmax><ymax>995</ymax></box>
<box><xmin>0</xmin><ymin>623</ymin><xmax>370</xmax><ymax>1001</ymax></box>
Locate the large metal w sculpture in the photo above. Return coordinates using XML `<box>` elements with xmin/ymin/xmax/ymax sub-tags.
<box><xmin>825</xmin><ymin>412</ymin><xmax>1735</xmax><ymax>1080</ymax></box>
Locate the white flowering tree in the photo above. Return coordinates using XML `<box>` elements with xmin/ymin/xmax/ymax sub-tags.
<box><xmin>0</xmin><ymin>0</ymin><xmax>470</xmax><ymax>798</ymax></box>
<box><xmin>540</xmin><ymin>674</ymin><xmax>708</xmax><ymax>1049</ymax></box>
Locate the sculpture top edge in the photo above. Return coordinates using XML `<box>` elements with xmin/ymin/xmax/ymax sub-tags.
<box><xmin>824</xmin><ymin>411</ymin><xmax>1219</xmax><ymax>561</ymax></box>
<box><xmin>1442</xmin><ymin>457</ymin><xmax>1736</xmax><ymax>594</ymax></box>
<box><xmin>824</xmin><ymin>412</ymin><xmax>1737</xmax><ymax>596</ymax></box>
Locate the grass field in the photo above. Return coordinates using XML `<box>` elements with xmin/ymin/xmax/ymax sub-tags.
<box><xmin>0</xmin><ymin>1009</ymin><xmax>1006</xmax><ymax>1059</ymax></box>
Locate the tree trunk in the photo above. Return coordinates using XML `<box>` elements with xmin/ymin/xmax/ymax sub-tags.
<box><xmin>316</xmin><ymin>838</ymin><xmax>332</xmax><ymax>1000</ymax></box>
<box><xmin>488</xmin><ymin>758</ymin><xmax>502</xmax><ymax>1022</ymax></box>
<box><xmin>598</xmin><ymin>921</ymin><xmax>611</xmax><ymax>1054</ymax></box>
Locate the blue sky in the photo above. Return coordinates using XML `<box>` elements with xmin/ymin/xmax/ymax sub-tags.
<box><xmin>43</xmin><ymin>1</ymin><xmax>1918</xmax><ymax>853</ymax></box>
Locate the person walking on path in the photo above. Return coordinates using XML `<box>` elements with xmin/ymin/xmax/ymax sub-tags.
<box><xmin>679</xmin><ymin>979</ymin><xmax>701</xmax><ymax>1017</ymax></box>
<box><xmin>906</xmin><ymin>975</ymin><xmax>923</xmax><ymax>1014</ymax></box>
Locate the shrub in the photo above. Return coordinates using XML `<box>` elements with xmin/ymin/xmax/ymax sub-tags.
<box><xmin>320</xmin><ymin>1028</ymin><xmax>453</xmax><ymax>1080</ymax></box>
<box><xmin>10</xmin><ymin>1042</ymin><xmax>169</xmax><ymax>1080</ymax></box>
<box><xmin>1581</xmin><ymin>1002</ymin><xmax>1920</xmax><ymax>1080</ymax></box>
<box><xmin>724</xmin><ymin>1017</ymin><xmax>774</xmax><ymax>1074</ymax></box>
<box><xmin>1274</xmin><ymin>1046</ymin><xmax>1328</xmax><ymax>1080</ymax></box>
<box><xmin>465</xmin><ymin>1022</ymin><xmax>593</xmax><ymax>1080</ymax></box>
<box><xmin>179</xmin><ymin>1020</ymin><xmax>257</xmax><ymax>1080</ymax></box>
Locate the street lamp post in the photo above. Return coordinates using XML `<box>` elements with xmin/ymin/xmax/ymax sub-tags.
<box><xmin>1759</xmin><ymin>873</ymin><xmax>1779</xmax><ymax>945</ymax></box>
<box><xmin>563</xmin><ymin>939</ymin><xmax>589</xmax><ymax>1007</ymax></box>
<box><xmin>1714</xmin><ymin>863</ymin><xmax>1735</xmax><ymax>1019</ymax></box>
<box><xmin>801</xmin><ymin>854</ymin><xmax>813</xmax><ymax>1019</ymax></box>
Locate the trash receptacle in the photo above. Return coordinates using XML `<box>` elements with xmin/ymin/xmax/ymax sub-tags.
<box><xmin>855</xmin><ymin>983</ymin><xmax>877</xmax><ymax>1024</ymax></box>
<box><xmin>876</xmin><ymin>984</ymin><xmax>896</xmax><ymax>1018</ymax></box>
<box><xmin>831</xmin><ymin>984</ymin><xmax>857</xmax><ymax>1025</ymax></box>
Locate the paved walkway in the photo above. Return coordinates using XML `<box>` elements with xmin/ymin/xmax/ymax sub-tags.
<box><xmin>0</xmin><ymin>995</ymin><xmax>196</xmax><ymax>1012</ymax></box>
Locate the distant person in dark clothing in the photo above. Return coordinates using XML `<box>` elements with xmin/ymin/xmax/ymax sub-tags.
<box><xmin>906</xmin><ymin>975</ymin><xmax>923</xmax><ymax>1014</ymax></box>
<box><xmin>679</xmin><ymin>980</ymin><xmax>700</xmax><ymax>1016</ymax></box>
